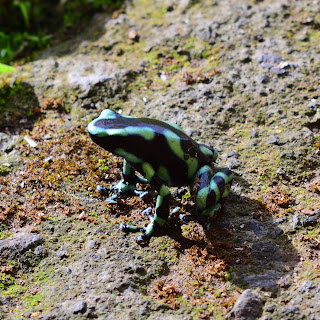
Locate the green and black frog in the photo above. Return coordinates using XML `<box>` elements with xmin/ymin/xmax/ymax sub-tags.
<box><xmin>88</xmin><ymin>109</ymin><xmax>233</xmax><ymax>243</ymax></box>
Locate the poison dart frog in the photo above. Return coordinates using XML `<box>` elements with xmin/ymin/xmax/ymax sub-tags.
<box><xmin>88</xmin><ymin>109</ymin><xmax>234</xmax><ymax>244</ymax></box>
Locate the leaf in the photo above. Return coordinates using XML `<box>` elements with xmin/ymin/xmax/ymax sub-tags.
<box><xmin>14</xmin><ymin>1</ymin><xmax>32</xmax><ymax>28</ymax></box>
<box><xmin>0</xmin><ymin>63</ymin><xmax>15</xmax><ymax>74</ymax></box>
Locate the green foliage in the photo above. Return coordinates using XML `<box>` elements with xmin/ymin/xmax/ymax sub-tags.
<box><xmin>0</xmin><ymin>63</ymin><xmax>15</xmax><ymax>74</ymax></box>
<box><xmin>0</xmin><ymin>0</ymin><xmax>54</xmax><ymax>63</ymax></box>
<box><xmin>14</xmin><ymin>1</ymin><xmax>32</xmax><ymax>28</ymax></box>
<box><xmin>0</xmin><ymin>0</ymin><xmax>124</xmax><ymax>63</ymax></box>
<box><xmin>0</xmin><ymin>273</ymin><xmax>15</xmax><ymax>290</ymax></box>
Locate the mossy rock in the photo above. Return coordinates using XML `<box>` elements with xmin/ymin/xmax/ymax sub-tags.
<box><xmin>0</xmin><ymin>80</ymin><xmax>40</xmax><ymax>129</ymax></box>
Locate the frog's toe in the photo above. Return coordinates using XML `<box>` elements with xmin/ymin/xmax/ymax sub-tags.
<box><xmin>105</xmin><ymin>193</ymin><xmax>119</xmax><ymax>204</ymax></box>
<box><xmin>119</xmin><ymin>222</ymin><xmax>129</xmax><ymax>232</ymax></box>
<box><xmin>113</xmin><ymin>180</ymin><xmax>136</xmax><ymax>194</ymax></box>
<box><xmin>97</xmin><ymin>184</ymin><xmax>109</xmax><ymax>195</ymax></box>
<box><xmin>119</xmin><ymin>222</ymin><xmax>142</xmax><ymax>233</ymax></box>
<box><xmin>170</xmin><ymin>207</ymin><xmax>180</xmax><ymax>219</ymax></box>
<box><xmin>179</xmin><ymin>213</ymin><xmax>193</xmax><ymax>224</ymax></box>
<box><xmin>141</xmin><ymin>207</ymin><xmax>153</xmax><ymax>217</ymax></box>
<box><xmin>134</xmin><ymin>190</ymin><xmax>149</xmax><ymax>198</ymax></box>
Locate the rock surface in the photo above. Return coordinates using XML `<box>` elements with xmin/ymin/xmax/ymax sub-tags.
<box><xmin>226</xmin><ymin>289</ymin><xmax>264</xmax><ymax>320</ymax></box>
<box><xmin>0</xmin><ymin>232</ymin><xmax>42</xmax><ymax>259</ymax></box>
<box><xmin>0</xmin><ymin>0</ymin><xmax>320</xmax><ymax>319</ymax></box>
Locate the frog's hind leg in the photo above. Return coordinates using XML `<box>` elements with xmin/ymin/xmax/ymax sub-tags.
<box><xmin>139</xmin><ymin>184</ymin><xmax>171</xmax><ymax>241</ymax></box>
<box><xmin>120</xmin><ymin>163</ymin><xmax>171</xmax><ymax>244</ymax></box>
<box><xmin>194</xmin><ymin>166</ymin><xmax>233</xmax><ymax>228</ymax></box>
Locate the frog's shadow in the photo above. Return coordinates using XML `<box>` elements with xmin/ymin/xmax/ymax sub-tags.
<box><xmin>160</xmin><ymin>186</ymin><xmax>300</xmax><ymax>293</ymax></box>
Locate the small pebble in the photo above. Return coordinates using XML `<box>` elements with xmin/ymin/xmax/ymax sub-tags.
<box><xmin>257</xmin><ymin>75</ymin><xmax>269</xmax><ymax>84</ymax></box>
<box><xmin>307</xmin><ymin>99</ymin><xmax>319</xmax><ymax>112</ymax></box>
<box><xmin>128</xmin><ymin>29</ymin><xmax>139</xmax><ymax>41</ymax></box>
<box><xmin>34</xmin><ymin>245</ymin><xmax>44</xmax><ymax>255</ymax></box>
<box><xmin>72</xmin><ymin>301</ymin><xmax>87</xmax><ymax>314</ymax></box>
<box><xmin>267</xmin><ymin>135</ymin><xmax>279</xmax><ymax>145</ymax></box>
<box><xmin>226</xmin><ymin>289</ymin><xmax>264</xmax><ymax>320</ymax></box>
<box><xmin>24</xmin><ymin>136</ymin><xmax>38</xmax><ymax>148</ymax></box>
<box><xmin>227</xmin><ymin>151</ymin><xmax>239</xmax><ymax>158</ymax></box>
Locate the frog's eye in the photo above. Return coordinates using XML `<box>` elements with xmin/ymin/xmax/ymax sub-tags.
<box><xmin>99</xmin><ymin>109</ymin><xmax>119</xmax><ymax>119</ymax></box>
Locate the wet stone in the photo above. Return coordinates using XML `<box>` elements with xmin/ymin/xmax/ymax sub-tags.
<box><xmin>250</xmin><ymin>129</ymin><xmax>259</xmax><ymax>138</ymax></box>
<box><xmin>298</xmin><ymin>281</ymin><xmax>315</xmax><ymax>293</ymax></box>
<box><xmin>265</xmin><ymin>304</ymin><xmax>276</xmax><ymax>313</ymax></box>
<box><xmin>111</xmin><ymin>280</ymin><xmax>136</xmax><ymax>292</ymax></box>
<box><xmin>280</xmin><ymin>152</ymin><xmax>295</xmax><ymax>159</ymax></box>
<box><xmin>252</xmin><ymin>242</ymin><xmax>279</xmax><ymax>260</ymax></box>
<box><xmin>307</xmin><ymin>99</ymin><xmax>319</xmax><ymax>113</ymax></box>
<box><xmin>139</xmin><ymin>301</ymin><xmax>150</xmax><ymax>316</ymax></box>
<box><xmin>245</xmin><ymin>220</ymin><xmax>264</xmax><ymax>236</ymax></box>
<box><xmin>292</xmin><ymin>213</ymin><xmax>301</xmax><ymax>230</ymax></box>
<box><xmin>89</xmin><ymin>253</ymin><xmax>102</xmax><ymax>260</ymax></box>
<box><xmin>56</xmin><ymin>247</ymin><xmax>69</xmax><ymax>260</ymax></box>
<box><xmin>300</xmin><ymin>211</ymin><xmax>320</xmax><ymax>227</ymax></box>
<box><xmin>0</xmin><ymin>135</ymin><xmax>20</xmax><ymax>153</ymax></box>
<box><xmin>254</xmin><ymin>52</ymin><xmax>283</xmax><ymax>65</ymax></box>
<box><xmin>270</xmin><ymin>67</ymin><xmax>287</xmax><ymax>75</ymax></box>
<box><xmin>86</xmin><ymin>239</ymin><xmax>99</xmax><ymax>249</ymax></box>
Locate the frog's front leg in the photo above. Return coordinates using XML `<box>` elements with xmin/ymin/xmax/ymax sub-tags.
<box><xmin>193</xmin><ymin>165</ymin><xmax>234</xmax><ymax>221</ymax></box>
<box><xmin>138</xmin><ymin>184</ymin><xmax>171</xmax><ymax>243</ymax></box>
<box><xmin>120</xmin><ymin>163</ymin><xmax>171</xmax><ymax>244</ymax></box>
<box><xmin>114</xmin><ymin>159</ymin><xmax>148</xmax><ymax>194</ymax></box>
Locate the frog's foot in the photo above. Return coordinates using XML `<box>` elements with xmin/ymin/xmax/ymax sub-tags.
<box><xmin>201</xmin><ymin>203</ymin><xmax>222</xmax><ymax>231</ymax></box>
<box><xmin>113</xmin><ymin>180</ymin><xmax>136</xmax><ymax>194</ymax></box>
<box><xmin>179</xmin><ymin>213</ymin><xmax>194</xmax><ymax>224</ymax></box>
<box><xmin>119</xmin><ymin>223</ymin><xmax>151</xmax><ymax>246</ymax></box>
<box><xmin>96</xmin><ymin>185</ymin><xmax>120</xmax><ymax>203</ymax></box>
<box><xmin>105</xmin><ymin>193</ymin><xmax>119</xmax><ymax>204</ymax></box>
<box><xmin>96</xmin><ymin>185</ymin><xmax>109</xmax><ymax>195</ymax></box>
<box><xmin>135</xmin><ymin>234</ymin><xmax>151</xmax><ymax>246</ymax></box>
<box><xmin>97</xmin><ymin>181</ymin><xmax>136</xmax><ymax>202</ymax></box>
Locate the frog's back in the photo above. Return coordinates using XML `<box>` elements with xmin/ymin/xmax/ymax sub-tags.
<box><xmin>88</xmin><ymin>110</ymin><xmax>214</xmax><ymax>186</ymax></box>
<box><xmin>116</xmin><ymin>117</ymin><xmax>212</xmax><ymax>186</ymax></box>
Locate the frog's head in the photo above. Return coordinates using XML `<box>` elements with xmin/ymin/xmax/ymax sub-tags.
<box><xmin>88</xmin><ymin>109</ymin><xmax>131</xmax><ymax>153</ymax></box>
